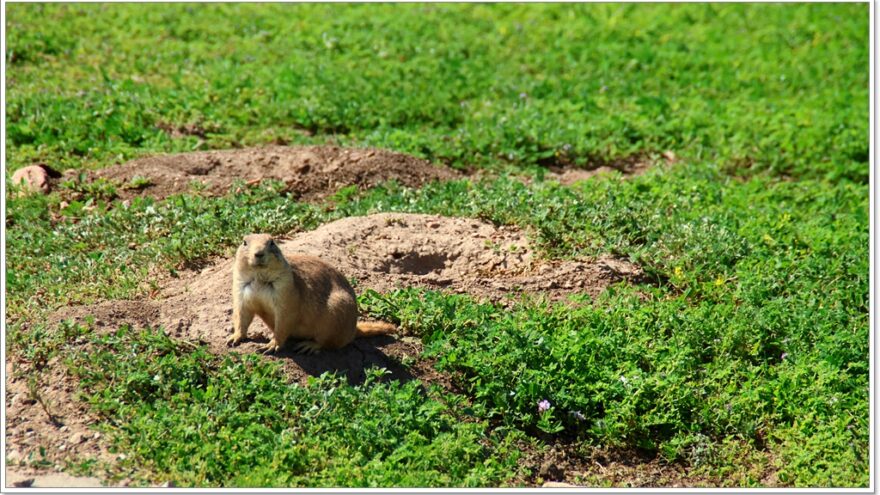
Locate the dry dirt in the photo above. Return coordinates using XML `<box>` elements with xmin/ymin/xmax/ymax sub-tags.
<box><xmin>5</xmin><ymin>356</ymin><xmax>121</xmax><ymax>488</ymax></box>
<box><xmin>51</xmin><ymin>144</ymin><xmax>667</xmax><ymax>203</ymax></box>
<box><xmin>89</xmin><ymin>145</ymin><xmax>461</xmax><ymax>202</ymax></box>
<box><xmin>522</xmin><ymin>444</ymin><xmax>720</xmax><ymax>488</ymax></box>
<box><xmin>541</xmin><ymin>155</ymin><xmax>657</xmax><ymax>186</ymax></box>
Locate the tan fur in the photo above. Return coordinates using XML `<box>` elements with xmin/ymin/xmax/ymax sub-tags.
<box><xmin>227</xmin><ymin>233</ymin><xmax>396</xmax><ymax>354</ymax></box>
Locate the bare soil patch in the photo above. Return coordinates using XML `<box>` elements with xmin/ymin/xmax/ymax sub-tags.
<box><xmin>89</xmin><ymin>145</ymin><xmax>460</xmax><ymax>201</ymax></box>
<box><xmin>519</xmin><ymin>443</ymin><xmax>718</xmax><ymax>488</ymax></box>
<box><xmin>6</xmin><ymin>357</ymin><xmax>119</xmax><ymax>487</ymax></box>
<box><xmin>536</xmin><ymin>151</ymin><xmax>673</xmax><ymax>186</ymax></box>
<box><xmin>29</xmin><ymin>146</ymin><xmax>665</xmax><ymax>202</ymax></box>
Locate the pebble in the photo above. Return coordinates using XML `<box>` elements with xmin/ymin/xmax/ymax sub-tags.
<box><xmin>69</xmin><ymin>432</ymin><xmax>85</xmax><ymax>445</ymax></box>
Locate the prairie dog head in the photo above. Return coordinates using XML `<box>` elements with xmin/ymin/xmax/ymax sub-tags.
<box><xmin>236</xmin><ymin>234</ymin><xmax>287</xmax><ymax>276</ymax></box>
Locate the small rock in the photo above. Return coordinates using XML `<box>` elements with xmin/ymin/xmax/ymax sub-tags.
<box><xmin>662</xmin><ymin>150</ymin><xmax>677</xmax><ymax>162</ymax></box>
<box><xmin>7</xmin><ymin>449</ymin><xmax>22</xmax><ymax>465</ymax></box>
<box><xmin>162</xmin><ymin>480</ymin><xmax>177</xmax><ymax>488</ymax></box>
<box><xmin>93</xmin><ymin>432</ymin><xmax>102</xmax><ymax>440</ymax></box>
<box><xmin>59</xmin><ymin>425</ymin><xmax>68</xmax><ymax>432</ymax></box>
<box><xmin>69</xmin><ymin>432</ymin><xmax>85</xmax><ymax>445</ymax></box>
<box><xmin>11</xmin><ymin>165</ymin><xmax>51</xmax><ymax>194</ymax></box>
<box><xmin>542</xmin><ymin>481</ymin><xmax>578</xmax><ymax>488</ymax></box>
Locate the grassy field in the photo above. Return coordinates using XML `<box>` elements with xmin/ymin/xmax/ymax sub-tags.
<box><xmin>5</xmin><ymin>3</ymin><xmax>870</xmax><ymax>488</ymax></box>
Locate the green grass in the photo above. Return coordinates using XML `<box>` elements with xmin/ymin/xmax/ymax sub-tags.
<box><xmin>6</xmin><ymin>3</ymin><xmax>868</xmax><ymax>182</ymax></box>
<box><xmin>5</xmin><ymin>2</ymin><xmax>869</xmax><ymax>488</ymax></box>
<box><xmin>59</xmin><ymin>324</ymin><xmax>523</xmax><ymax>487</ymax></box>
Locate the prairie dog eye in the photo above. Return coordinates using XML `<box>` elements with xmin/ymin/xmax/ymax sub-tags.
<box><xmin>242</xmin><ymin>239</ymin><xmax>248</xmax><ymax>247</ymax></box>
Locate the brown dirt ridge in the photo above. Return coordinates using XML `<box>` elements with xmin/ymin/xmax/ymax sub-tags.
<box><xmin>92</xmin><ymin>145</ymin><xmax>461</xmax><ymax>201</ymax></box>
<box><xmin>45</xmin><ymin>144</ymin><xmax>667</xmax><ymax>202</ymax></box>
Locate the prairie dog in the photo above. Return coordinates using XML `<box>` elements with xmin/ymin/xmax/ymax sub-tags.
<box><xmin>227</xmin><ymin>233</ymin><xmax>396</xmax><ymax>354</ymax></box>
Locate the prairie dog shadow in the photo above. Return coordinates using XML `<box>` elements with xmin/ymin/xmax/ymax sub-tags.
<box><xmin>271</xmin><ymin>335</ymin><xmax>417</xmax><ymax>385</ymax></box>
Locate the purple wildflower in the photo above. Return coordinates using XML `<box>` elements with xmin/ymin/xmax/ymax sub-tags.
<box><xmin>538</xmin><ymin>400</ymin><xmax>551</xmax><ymax>413</ymax></box>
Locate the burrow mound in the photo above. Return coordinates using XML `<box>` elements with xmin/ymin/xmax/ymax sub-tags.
<box><xmin>91</xmin><ymin>145</ymin><xmax>461</xmax><ymax>201</ymax></box>
<box><xmin>52</xmin><ymin>213</ymin><xmax>643</xmax><ymax>384</ymax></box>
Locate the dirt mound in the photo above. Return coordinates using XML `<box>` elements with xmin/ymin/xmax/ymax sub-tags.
<box><xmin>52</xmin><ymin>213</ymin><xmax>642</xmax><ymax>377</ymax></box>
<box><xmin>274</xmin><ymin>213</ymin><xmax>643</xmax><ymax>300</ymax></box>
<box><xmin>92</xmin><ymin>145</ymin><xmax>460</xmax><ymax>201</ymax></box>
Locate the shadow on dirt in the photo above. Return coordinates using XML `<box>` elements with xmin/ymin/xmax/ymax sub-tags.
<box><xmin>243</xmin><ymin>334</ymin><xmax>416</xmax><ymax>386</ymax></box>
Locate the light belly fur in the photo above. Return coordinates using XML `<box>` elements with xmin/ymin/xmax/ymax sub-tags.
<box><xmin>242</xmin><ymin>282</ymin><xmax>277</xmax><ymax>324</ymax></box>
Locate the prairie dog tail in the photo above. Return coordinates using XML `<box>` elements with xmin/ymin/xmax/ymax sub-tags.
<box><xmin>356</xmin><ymin>321</ymin><xmax>397</xmax><ymax>337</ymax></box>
